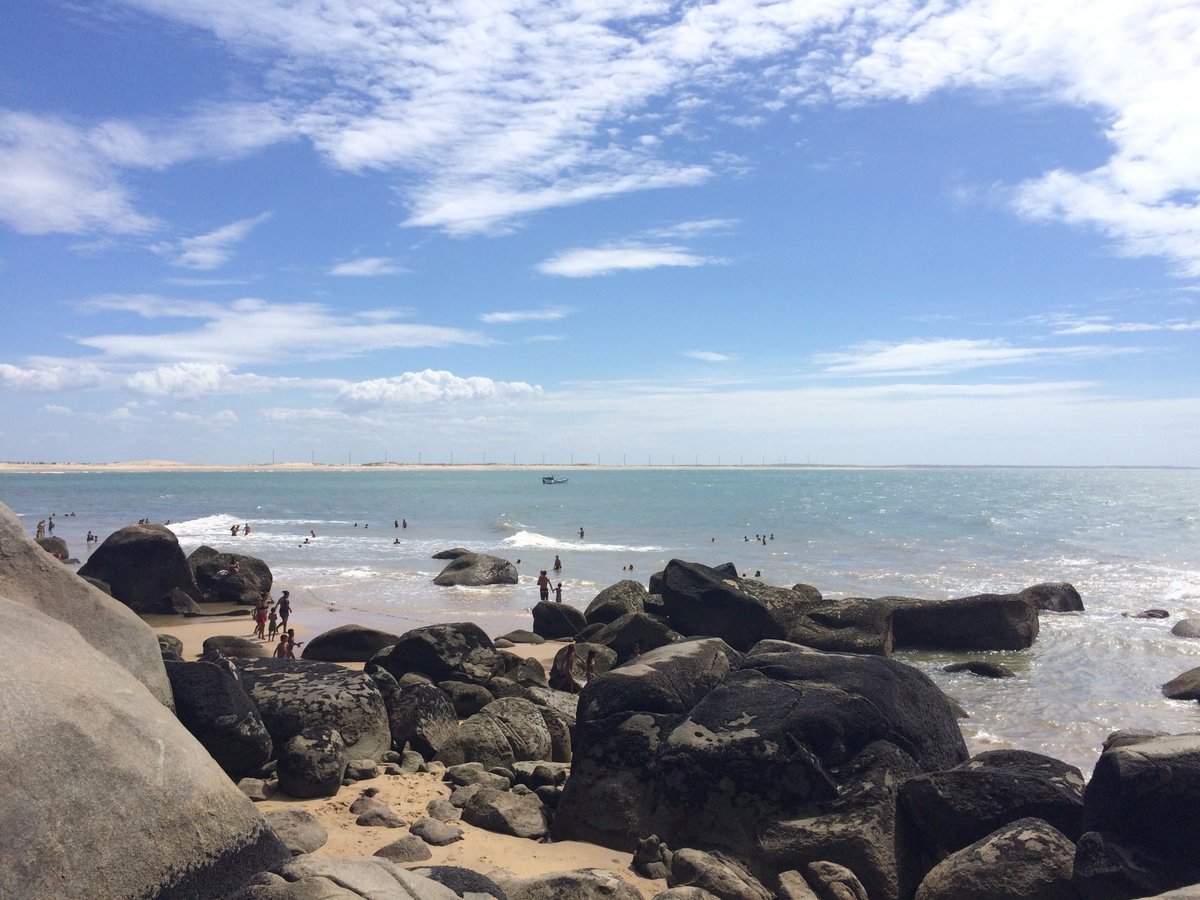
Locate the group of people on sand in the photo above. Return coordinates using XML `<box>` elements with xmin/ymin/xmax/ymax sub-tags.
<box><xmin>252</xmin><ymin>589</ymin><xmax>291</xmax><ymax>639</ymax></box>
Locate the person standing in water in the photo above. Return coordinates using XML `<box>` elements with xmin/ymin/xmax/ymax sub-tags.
<box><xmin>536</xmin><ymin>570</ymin><xmax>552</xmax><ymax>603</ymax></box>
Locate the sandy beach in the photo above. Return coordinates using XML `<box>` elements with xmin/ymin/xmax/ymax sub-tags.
<box><xmin>144</xmin><ymin>609</ymin><xmax>669</xmax><ymax>896</ymax></box>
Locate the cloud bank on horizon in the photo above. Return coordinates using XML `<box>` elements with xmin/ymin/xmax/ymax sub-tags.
<box><xmin>0</xmin><ymin>0</ymin><xmax>1198</xmax><ymax>466</ymax></box>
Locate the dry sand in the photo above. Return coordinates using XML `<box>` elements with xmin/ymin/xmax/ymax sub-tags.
<box><xmin>142</xmin><ymin>613</ymin><xmax>664</xmax><ymax>895</ymax></box>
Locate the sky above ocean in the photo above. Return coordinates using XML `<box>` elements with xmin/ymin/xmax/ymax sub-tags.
<box><xmin>1</xmin><ymin>1</ymin><xmax>1198</xmax><ymax>466</ymax></box>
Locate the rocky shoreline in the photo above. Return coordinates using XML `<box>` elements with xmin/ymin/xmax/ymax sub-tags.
<box><xmin>3</xmin><ymin>503</ymin><xmax>1199</xmax><ymax>899</ymax></box>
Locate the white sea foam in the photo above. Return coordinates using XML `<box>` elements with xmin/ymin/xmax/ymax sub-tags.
<box><xmin>500</xmin><ymin>530</ymin><xmax>660</xmax><ymax>554</ymax></box>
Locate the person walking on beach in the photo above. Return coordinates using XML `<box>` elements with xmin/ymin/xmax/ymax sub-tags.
<box><xmin>536</xmin><ymin>570</ymin><xmax>552</xmax><ymax>603</ymax></box>
<box><xmin>267</xmin><ymin>603</ymin><xmax>279</xmax><ymax>640</ymax></box>
<box><xmin>253</xmin><ymin>591</ymin><xmax>270</xmax><ymax>640</ymax></box>
<box><xmin>277</xmin><ymin>591</ymin><xmax>291</xmax><ymax>631</ymax></box>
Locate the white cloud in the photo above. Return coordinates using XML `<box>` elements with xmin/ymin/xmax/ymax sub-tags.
<box><xmin>686</xmin><ymin>350</ymin><xmax>736</xmax><ymax>362</ymax></box>
<box><xmin>537</xmin><ymin>244</ymin><xmax>719</xmax><ymax>277</ymax></box>
<box><xmin>815</xmin><ymin>338</ymin><xmax>1125</xmax><ymax>377</ymax></box>
<box><xmin>125</xmin><ymin>362</ymin><xmax>277</xmax><ymax>398</ymax></box>
<box><xmin>330</xmin><ymin>257</ymin><xmax>406</xmax><ymax>277</ymax></box>
<box><xmin>43</xmin><ymin>404</ymin><xmax>73</xmax><ymax>415</ymax></box>
<box><xmin>76</xmin><ymin>296</ymin><xmax>488</xmax><ymax>364</ymax></box>
<box><xmin>338</xmin><ymin>370</ymin><xmax>541</xmax><ymax>408</ymax></box>
<box><xmin>480</xmin><ymin>307</ymin><xmax>569</xmax><ymax>324</ymax></box>
<box><xmin>0</xmin><ymin>359</ymin><xmax>108</xmax><ymax>392</ymax></box>
<box><xmin>171</xmin><ymin>409</ymin><xmax>238</xmax><ymax>426</ymax></box>
<box><xmin>1046</xmin><ymin>314</ymin><xmax>1200</xmax><ymax>335</ymax></box>
<box><xmin>155</xmin><ymin>212</ymin><xmax>272</xmax><ymax>270</ymax></box>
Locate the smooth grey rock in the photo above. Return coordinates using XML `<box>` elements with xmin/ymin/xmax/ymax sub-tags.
<box><xmin>0</xmin><ymin>502</ymin><xmax>172</xmax><ymax>706</ymax></box>
<box><xmin>776</xmin><ymin>870</ymin><xmax>820</xmax><ymax>900</ymax></box>
<box><xmin>914</xmin><ymin>817</ymin><xmax>1075</xmax><ymax>900</ymax></box>
<box><xmin>373</xmin><ymin>833</ymin><xmax>433</xmax><ymax>862</ymax></box>
<box><xmin>445</xmin><ymin>761</ymin><xmax>511</xmax><ymax>789</ymax></box>
<box><xmin>0</xmin><ymin>597</ymin><xmax>289</xmax><ymax>900</ymax></box>
<box><xmin>497</xmin><ymin>629</ymin><xmax>545</xmax><ymax>644</ymax></box>
<box><xmin>462</xmin><ymin>786</ymin><xmax>548</xmax><ymax>839</ymax></box>
<box><xmin>204</xmin><ymin>634</ymin><xmax>272</xmax><ymax>659</ymax></box>
<box><xmin>942</xmin><ymin>660</ymin><xmax>1017</xmax><ymax>678</ymax></box>
<box><xmin>440</xmin><ymin>680</ymin><xmax>497</xmax><ymax>718</ymax></box>
<box><xmin>302</xmin><ymin>623</ymin><xmax>403</xmax><ymax>663</ymax></box>
<box><xmin>434</xmin><ymin>552</ymin><xmax>518</xmax><ymax>587</ymax></box>
<box><xmin>1171</xmin><ymin>618</ymin><xmax>1200</xmax><ymax>638</ymax></box>
<box><xmin>426</xmin><ymin>797</ymin><xmax>462</xmax><ymax>822</ymax></box>
<box><xmin>263</xmin><ymin>808</ymin><xmax>328</xmax><ymax>855</ymax></box>
<box><xmin>804</xmin><ymin>861</ymin><xmax>868</xmax><ymax>900</ymax></box>
<box><xmin>1162</xmin><ymin>667</ymin><xmax>1200</xmax><ymax>700</ymax></box>
<box><xmin>1127</xmin><ymin>608</ymin><xmax>1170</xmax><ymax>619</ymax></box>
<box><xmin>786</xmin><ymin>598</ymin><xmax>894</xmax><ymax>657</ymax></box>
<box><xmin>238</xmin><ymin>777</ymin><xmax>273</xmax><ymax>801</ymax></box>
<box><xmin>356</xmin><ymin>806</ymin><xmax>407</xmax><ymax>828</ymax></box>
<box><xmin>382</xmin><ymin>621</ymin><xmax>501</xmax><ymax>684</ymax></box>
<box><xmin>159</xmin><ymin>632</ymin><xmax>184</xmax><ymax>661</ymax></box>
<box><xmin>669</xmin><ymin>847</ymin><xmax>773</xmax><ymax>900</ymax></box>
<box><xmin>276</xmin><ymin>857</ymin><xmax>459</xmax><ymax>899</ymax></box>
<box><xmin>410</xmin><ymin>816</ymin><xmax>465</xmax><ymax>846</ymax></box>
<box><xmin>591</xmin><ymin>612</ymin><xmax>681</xmax><ymax>663</ymax></box>
<box><xmin>585</xmin><ymin>579</ymin><xmax>651</xmax><ymax>625</ymax></box>
<box><xmin>234</xmin><ymin>657</ymin><xmax>391</xmax><ymax>761</ymax></box>
<box><xmin>497</xmin><ymin>867</ymin><xmax>642</xmax><ymax>900</ymax></box>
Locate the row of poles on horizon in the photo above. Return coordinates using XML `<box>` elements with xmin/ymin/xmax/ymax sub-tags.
<box><xmin>268</xmin><ymin>450</ymin><xmax>813</xmax><ymax>466</ymax></box>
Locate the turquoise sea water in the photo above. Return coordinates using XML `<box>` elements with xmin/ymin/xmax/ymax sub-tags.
<box><xmin>5</xmin><ymin>466</ymin><xmax>1200</xmax><ymax>774</ymax></box>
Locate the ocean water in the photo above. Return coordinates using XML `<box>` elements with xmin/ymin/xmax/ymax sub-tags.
<box><xmin>5</xmin><ymin>466</ymin><xmax>1200</xmax><ymax>774</ymax></box>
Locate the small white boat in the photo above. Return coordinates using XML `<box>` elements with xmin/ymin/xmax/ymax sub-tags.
<box><xmin>542</xmin><ymin>475</ymin><xmax>569</xmax><ymax>484</ymax></box>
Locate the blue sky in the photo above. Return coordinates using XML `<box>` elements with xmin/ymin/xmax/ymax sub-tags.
<box><xmin>2</xmin><ymin>0</ymin><xmax>1199</xmax><ymax>466</ymax></box>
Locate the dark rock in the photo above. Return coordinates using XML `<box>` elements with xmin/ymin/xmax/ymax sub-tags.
<box><xmin>804</xmin><ymin>861</ymin><xmax>868</xmax><ymax>900</ymax></box>
<box><xmin>374</xmin><ymin>833</ymin><xmax>433</xmax><ymax>862</ymax></box>
<box><xmin>388</xmin><ymin>681</ymin><xmax>460</xmax><ymax>759</ymax></box>
<box><xmin>585</xmin><ymin>579</ymin><xmax>651</xmax><ymax>625</ymax></box>
<box><xmin>382</xmin><ymin>621</ymin><xmax>501</xmax><ymax>684</ymax></box>
<box><xmin>427</xmin><ymin>797</ymin><xmax>461</xmax><ymax>822</ymax></box>
<box><xmin>654</xmin><ymin>888</ymin><xmax>721</xmax><ymax>900</ymax></box>
<box><xmin>356</xmin><ymin>805</ymin><xmax>406</xmax><ymax>828</ymax></box>
<box><xmin>440</xmin><ymin>680</ymin><xmax>496</xmax><ymax>718</ymax></box>
<box><xmin>1162</xmin><ymin>667</ymin><xmax>1200</xmax><ymax>700</ymax></box>
<box><xmin>79</xmin><ymin>574</ymin><xmax>113</xmax><ymax>595</ymax></box>
<box><xmin>434</xmin><ymin>552</ymin><xmax>518</xmax><ymax>587</ymax></box>
<box><xmin>914</xmin><ymin>817</ymin><xmax>1076</xmax><ymax>900</ymax></box>
<box><xmin>1077</xmin><ymin>732</ymin><xmax>1200</xmax><ymax>895</ymax></box>
<box><xmin>792</xmin><ymin>584</ymin><xmax>823</xmax><ymax>603</ymax></box>
<box><xmin>1171</xmin><ymin>618</ymin><xmax>1200</xmax><ymax>638</ymax></box>
<box><xmin>444</xmin><ymin>697</ymin><xmax>552</xmax><ymax>768</ymax></box>
<box><xmin>776</xmin><ymin>870</ymin><xmax>820</xmax><ymax>900</ymax></box>
<box><xmin>669</xmin><ymin>847</ymin><xmax>773</xmax><ymax>900</ymax></box>
<box><xmin>942</xmin><ymin>660</ymin><xmax>1017</xmax><ymax>678</ymax></box>
<box><xmin>786</xmin><ymin>599</ymin><xmax>894</xmax><ymax>656</ymax></box>
<box><xmin>445</xmin><ymin>761</ymin><xmax>511</xmax><ymax>789</ymax></box>
<box><xmin>263</xmin><ymin>808</ymin><xmax>328</xmax><ymax>855</ymax></box>
<box><xmin>233</xmin><ymin>657</ymin><xmax>391</xmax><ymax>761</ymax></box>
<box><xmin>0</xmin><ymin>595</ymin><xmax>289</xmax><ymax>900</ymax></box>
<box><xmin>408</xmin><ymin>865</ymin><xmax>508</xmax><ymax>899</ymax></box>
<box><xmin>1103</xmin><ymin>728</ymin><xmax>1168</xmax><ymax>751</ymax></box>
<box><xmin>164</xmin><ymin>658</ymin><xmax>273</xmax><ymax>778</ymax></box>
<box><xmin>1126</xmin><ymin>608</ymin><xmax>1170</xmax><ymax>619</ymax></box>
<box><xmin>159</xmin><ymin>633</ymin><xmax>184</xmax><ymax>661</ymax></box>
<box><xmin>532</xmin><ymin>599</ymin><xmax>587</xmax><ymax>639</ymax></box>
<box><xmin>462</xmin><ymin>786</ymin><xmax>547</xmax><ymax>839</ymax></box>
<box><xmin>238</xmin><ymin>777</ymin><xmax>272</xmax><ymax>802</ymax></box>
<box><xmin>634</xmin><ymin>834</ymin><xmax>674</xmax><ymax>880</ymax></box>
<box><xmin>302</xmin><ymin>623</ymin><xmax>403</xmax><ymax>662</ymax></box>
<box><xmin>277</xmin><ymin>727</ymin><xmax>347</xmax><ymax>799</ymax></box>
<box><xmin>592</xmin><ymin>611</ymin><xmax>682</xmax><ymax>662</ymax></box>
<box><xmin>883</xmin><ymin>593</ymin><xmax>1039</xmax><ymax>651</ymax></box>
<box><xmin>410</xmin><ymin>817</ymin><xmax>464</xmax><ymax>846</ymax></box>
<box><xmin>1019</xmin><ymin>582</ymin><xmax>1084</xmax><ymax>613</ymax></box>
<box><xmin>432</xmin><ymin>547</ymin><xmax>473</xmax><ymax>560</ymax></box>
<box><xmin>203</xmin><ymin>634</ymin><xmax>272</xmax><ymax>659</ymax></box>
<box><xmin>497</xmin><ymin>868</ymin><xmax>642</xmax><ymax>900</ymax></box>
<box><xmin>655</xmin><ymin>559</ymin><xmax>798</xmax><ymax>651</ymax></box>
<box><xmin>37</xmin><ymin>536</ymin><xmax>70</xmax><ymax>560</ymax></box>
<box><xmin>187</xmin><ymin>545</ymin><xmax>273</xmax><ymax>604</ymax></box>
<box><xmin>899</xmin><ymin>749</ymin><xmax>1084</xmax><ymax>870</ymax></box>
<box><xmin>497</xmin><ymin>629</ymin><xmax>545</xmax><ymax>644</ymax></box>
<box><xmin>495</xmin><ymin>650</ymin><xmax>549</xmax><ymax>687</ymax></box>
<box><xmin>345</xmin><ymin>758</ymin><xmax>380</xmax><ymax>780</ymax></box>
<box><xmin>76</xmin><ymin>522</ymin><xmax>202</xmax><ymax>614</ymax></box>
<box><xmin>488</xmin><ymin>675</ymin><xmax>537</xmax><ymax>702</ymax></box>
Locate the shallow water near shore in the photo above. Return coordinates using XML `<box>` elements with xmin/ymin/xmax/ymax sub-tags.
<box><xmin>5</xmin><ymin>466</ymin><xmax>1200</xmax><ymax>775</ymax></box>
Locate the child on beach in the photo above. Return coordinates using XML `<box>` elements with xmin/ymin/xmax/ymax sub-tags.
<box><xmin>273</xmin><ymin>633</ymin><xmax>289</xmax><ymax>658</ymax></box>
<box><xmin>267</xmin><ymin>604</ymin><xmax>278</xmax><ymax>639</ymax></box>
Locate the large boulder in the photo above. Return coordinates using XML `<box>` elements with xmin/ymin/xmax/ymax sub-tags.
<box><xmin>585</xmin><ymin>580</ymin><xmax>651</xmax><ymax>625</ymax></box>
<box><xmin>36</xmin><ymin>535</ymin><xmax>70</xmax><ymax>560</ymax></box>
<box><xmin>233</xmin><ymin>658</ymin><xmax>392</xmax><ymax>761</ymax></box>
<box><xmin>532</xmin><ymin>599</ymin><xmax>587</xmax><ymax>639</ymax></box>
<box><xmin>0</xmin><ymin>597</ymin><xmax>289</xmax><ymax>899</ymax></box>
<box><xmin>380</xmin><ymin>621</ymin><xmax>501</xmax><ymax>685</ymax></box>
<box><xmin>188</xmin><ymin>545</ymin><xmax>273</xmax><ymax>604</ymax></box>
<box><xmin>204</xmin><ymin>634</ymin><xmax>272</xmax><ymax>659</ymax></box>
<box><xmin>302</xmin><ymin>624</ymin><xmax>403</xmax><ymax>663</ymax></box>
<box><xmin>1162</xmin><ymin>667</ymin><xmax>1200</xmax><ymax>701</ymax></box>
<box><xmin>0</xmin><ymin>502</ymin><xmax>172</xmax><ymax>706</ymax></box>
<box><xmin>165</xmin><ymin>659</ymin><xmax>273</xmax><ymax>779</ymax></box>
<box><xmin>277</xmin><ymin>727</ymin><xmax>348</xmax><ymax>799</ymax></box>
<box><xmin>461</xmin><ymin>786</ymin><xmax>548</xmax><ymax>839</ymax></box>
<box><xmin>1074</xmin><ymin>732</ymin><xmax>1200</xmax><ymax>896</ymax></box>
<box><xmin>591</xmin><ymin>611</ymin><xmax>682</xmax><ymax>662</ymax></box>
<box><xmin>78</xmin><ymin>522</ymin><xmax>200</xmax><ymax>613</ymax></box>
<box><xmin>1019</xmin><ymin>582</ymin><xmax>1084</xmax><ymax>613</ymax></box>
<box><xmin>899</xmin><ymin>749</ymin><xmax>1084</xmax><ymax>869</ymax></box>
<box><xmin>433</xmin><ymin>552</ymin><xmax>518</xmax><ymax>587</ymax></box>
<box><xmin>497</xmin><ymin>868</ymin><xmax>642</xmax><ymax>900</ymax></box>
<box><xmin>914</xmin><ymin>817</ymin><xmax>1076</xmax><ymax>900</ymax></box>
<box><xmin>883</xmin><ymin>593</ymin><xmax>1039</xmax><ymax>651</ymax></box>
<box><xmin>656</xmin><ymin>560</ymin><xmax>810</xmax><ymax>651</ymax></box>
<box><xmin>386</xmin><ymin>681</ymin><xmax>460</xmax><ymax>759</ymax></box>
<box><xmin>786</xmin><ymin>599</ymin><xmax>894</xmax><ymax>656</ymax></box>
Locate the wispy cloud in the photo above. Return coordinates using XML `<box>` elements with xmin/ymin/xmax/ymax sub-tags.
<box><xmin>537</xmin><ymin>244</ymin><xmax>719</xmax><ymax>278</ymax></box>
<box><xmin>329</xmin><ymin>257</ymin><xmax>406</xmax><ymax>277</ymax></box>
<box><xmin>154</xmin><ymin>212</ymin><xmax>272</xmax><ymax>270</ymax></box>
<box><xmin>337</xmin><ymin>370</ymin><xmax>541</xmax><ymax>408</ymax></box>
<box><xmin>1043</xmin><ymin>314</ymin><xmax>1200</xmax><ymax>335</ymax></box>
<box><xmin>75</xmin><ymin>295</ymin><xmax>488</xmax><ymax>365</ymax></box>
<box><xmin>686</xmin><ymin>350</ymin><xmax>736</xmax><ymax>362</ymax></box>
<box><xmin>480</xmin><ymin>307</ymin><xmax>569</xmax><ymax>325</ymax></box>
<box><xmin>816</xmin><ymin>338</ymin><xmax>1127</xmax><ymax>377</ymax></box>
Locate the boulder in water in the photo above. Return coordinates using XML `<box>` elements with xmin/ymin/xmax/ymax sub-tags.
<box><xmin>1019</xmin><ymin>582</ymin><xmax>1084</xmax><ymax>612</ymax></box>
<box><xmin>883</xmin><ymin>593</ymin><xmax>1039</xmax><ymax>651</ymax></box>
<box><xmin>433</xmin><ymin>552</ymin><xmax>518</xmax><ymax>586</ymax></box>
<box><xmin>188</xmin><ymin>544</ymin><xmax>273</xmax><ymax>604</ymax></box>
